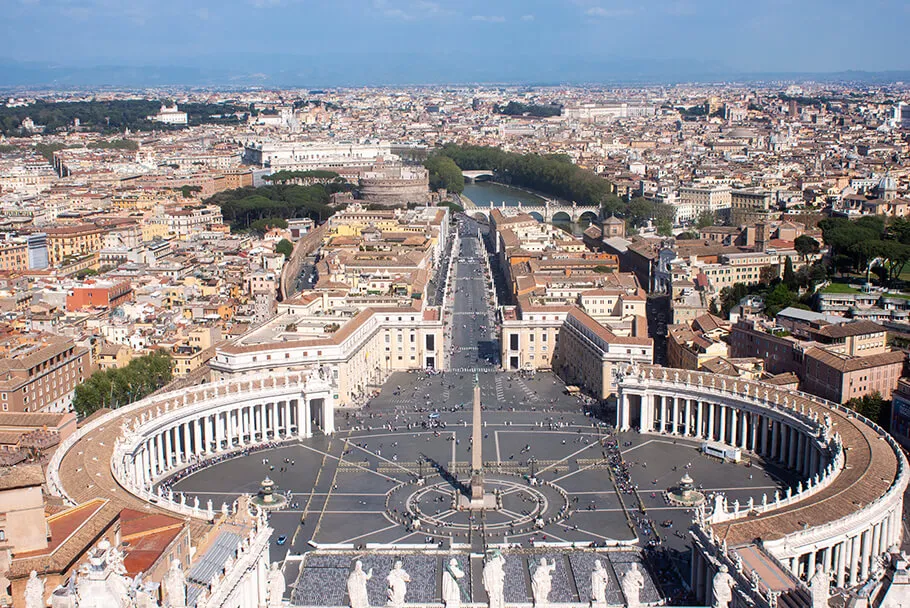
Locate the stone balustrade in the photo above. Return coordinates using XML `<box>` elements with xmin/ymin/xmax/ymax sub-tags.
<box><xmin>616</xmin><ymin>364</ymin><xmax>909</xmax><ymax>591</ymax></box>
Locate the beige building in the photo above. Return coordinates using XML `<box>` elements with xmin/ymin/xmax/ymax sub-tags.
<box><xmin>46</xmin><ymin>224</ymin><xmax>105</xmax><ymax>266</ymax></box>
<box><xmin>551</xmin><ymin>308</ymin><xmax>653</xmax><ymax>399</ymax></box>
<box><xmin>210</xmin><ymin>303</ymin><xmax>444</xmax><ymax>405</ymax></box>
<box><xmin>0</xmin><ymin>334</ymin><xmax>90</xmax><ymax>413</ymax></box>
<box><xmin>0</xmin><ymin>464</ymin><xmax>47</xmax><ymax>553</ymax></box>
<box><xmin>731</xmin><ymin>188</ymin><xmax>774</xmax><ymax>225</ymax></box>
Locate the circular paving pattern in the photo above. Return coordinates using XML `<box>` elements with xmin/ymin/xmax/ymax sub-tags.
<box><xmin>386</xmin><ymin>473</ymin><xmax>571</xmax><ymax>539</ymax></box>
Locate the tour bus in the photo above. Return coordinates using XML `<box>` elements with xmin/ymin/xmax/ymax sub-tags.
<box><xmin>702</xmin><ymin>442</ymin><xmax>742</xmax><ymax>463</ymax></box>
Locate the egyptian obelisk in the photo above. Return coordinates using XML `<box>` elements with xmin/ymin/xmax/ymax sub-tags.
<box><xmin>470</xmin><ymin>374</ymin><xmax>484</xmax><ymax>503</ymax></box>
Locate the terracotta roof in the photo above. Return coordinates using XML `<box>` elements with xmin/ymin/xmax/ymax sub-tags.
<box><xmin>0</xmin><ymin>462</ymin><xmax>44</xmax><ymax>490</ymax></box>
<box><xmin>803</xmin><ymin>347</ymin><xmax>905</xmax><ymax>372</ymax></box>
<box><xmin>813</xmin><ymin>320</ymin><xmax>885</xmax><ymax>339</ymax></box>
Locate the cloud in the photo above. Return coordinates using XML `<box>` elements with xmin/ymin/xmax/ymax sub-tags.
<box><xmin>520</xmin><ymin>14</ymin><xmax>535</xmax><ymax>21</ymax></box>
<box><xmin>471</xmin><ymin>15</ymin><xmax>506</xmax><ymax>22</ymax></box>
<box><xmin>250</xmin><ymin>0</ymin><xmax>284</xmax><ymax>7</ymax></box>
<box><xmin>195</xmin><ymin>7</ymin><xmax>210</xmax><ymax>20</ymax></box>
<box><xmin>585</xmin><ymin>6</ymin><xmax>634</xmax><ymax>17</ymax></box>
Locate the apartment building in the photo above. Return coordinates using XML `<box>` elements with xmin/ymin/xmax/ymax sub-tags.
<box><xmin>66</xmin><ymin>281</ymin><xmax>134</xmax><ymax>311</ymax></box>
<box><xmin>0</xmin><ymin>334</ymin><xmax>89</xmax><ymax>413</ymax></box>
<box><xmin>154</xmin><ymin>205</ymin><xmax>224</xmax><ymax>239</ymax></box>
<box><xmin>551</xmin><ymin>308</ymin><xmax>653</xmax><ymax>399</ymax></box>
<box><xmin>676</xmin><ymin>184</ymin><xmax>732</xmax><ymax>224</ymax></box>
<box><xmin>730</xmin><ymin>318</ymin><xmax>905</xmax><ymax>404</ymax></box>
<box><xmin>46</xmin><ymin>224</ymin><xmax>105</xmax><ymax>266</ymax></box>
<box><xmin>210</xmin><ymin>303</ymin><xmax>444</xmax><ymax>405</ymax></box>
<box><xmin>730</xmin><ymin>188</ymin><xmax>774</xmax><ymax>225</ymax></box>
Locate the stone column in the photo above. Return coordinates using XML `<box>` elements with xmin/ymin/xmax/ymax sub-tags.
<box><xmin>788</xmin><ymin>427</ymin><xmax>798</xmax><ymax>470</ymax></box>
<box><xmin>810</xmin><ymin>445</ymin><xmax>820</xmax><ymax>477</ymax></box>
<box><xmin>685</xmin><ymin>399</ymin><xmax>692</xmax><ymax>436</ymax></box>
<box><xmin>163</xmin><ymin>427</ymin><xmax>172</xmax><ymax>471</ymax></box>
<box><xmin>750</xmin><ymin>413</ymin><xmax>758</xmax><ymax>452</ymax></box>
<box><xmin>720</xmin><ymin>405</ymin><xmax>729</xmax><ymax>443</ymax></box>
<box><xmin>660</xmin><ymin>395</ymin><xmax>667</xmax><ymax>433</ymax></box>
<box><xmin>836</xmin><ymin>541</ymin><xmax>846</xmax><ymax>588</ymax></box>
<box><xmin>296</xmin><ymin>400</ymin><xmax>307</xmax><ymax>438</ymax></box>
<box><xmin>216</xmin><ymin>411</ymin><xmax>225</xmax><ymax>451</ymax></box>
<box><xmin>707</xmin><ymin>402</ymin><xmax>715</xmax><ymax>441</ymax></box>
<box><xmin>670</xmin><ymin>397</ymin><xmax>679</xmax><ymax>435</ymax></box>
<box><xmin>807</xmin><ymin>550</ymin><xmax>816</xmax><ymax>579</ymax></box>
<box><xmin>195</xmin><ymin>418</ymin><xmax>203</xmax><ymax>456</ymax></box>
<box><xmin>760</xmin><ymin>415</ymin><xmax>768</xmax><ymax>455</ymax></box>
<box><xmin>641</xmin><ymin>393</ymin><xmax>654</xmax><ymax>431</ymax></box>
<box><xmin>695</xmin><ymin>399</ymin><xmax>705</xmax><ymax>437</ymax></box>
<box><xmin>872</xmin><ymin>522</ymin><xmax>882</xmax><ymax>560</ymax></box>
<box><xmin>771</xmin><ymin>420</ymin><xmax>780</xmax><ymax>461</ymax></box>
<box><xmin>860</xmin><ymin>528</ymin><xmax>872</xmax><ymax>580</ymax></box>
<box><xmin>796</xmin><ymin>432</ymin><xmax>805</xmax><ymax>474</ymax></box>
<box><xmin>849</xmin><ymin>535</ymin><xmax>860</xmax><ymax>585</ymax></box>
<box><xmin>729</xmin><ymin>408</ymin><xmax>738</xmax><ymax>447</ymax></box>
<box><xmin>156</xmin><ymin>434</ymin><xmax>166</xmax><ymax>475</ymax></box>
<box><xmin>285</xmin><ymin>401</ymin><xmax>293</xmax><ymax>435</ymax></box>
<box><xmin>740</xmin><ymin>412</ymin><xmax>749</xmax><ymax>449</ymax></box>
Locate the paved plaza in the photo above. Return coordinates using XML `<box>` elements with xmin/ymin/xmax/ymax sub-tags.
<box><xmin>170</xmin><ymin>217</ymin><xmax>795</xmax><ymax>605</ymax></box>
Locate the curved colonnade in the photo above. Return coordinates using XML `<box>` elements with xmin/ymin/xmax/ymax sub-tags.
<box><xmin>616</xmin><ymin>365</ymin><xmax>908</xmax><ymax>603</ymax></box>
<box><xmin>47</xmin><ymin>372</ymin><xmax>335</xmax><ymax>522</ymax></box>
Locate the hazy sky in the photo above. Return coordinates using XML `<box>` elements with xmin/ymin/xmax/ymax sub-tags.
<box><xmin>3</xmin><ymin>0</ymin><xmax>909</xmax><ymax>77</ymax></box>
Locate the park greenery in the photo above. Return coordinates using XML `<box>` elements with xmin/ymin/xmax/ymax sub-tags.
<box><xmin>819</xmin><ymin>216</ymin><xmax>910</xmax><ymax>284</ymax></box>
<box><xmin>428</xmin><ymin>145</ymin><xmax>682</xmax><ymax>230</ymax></box>
<box><xmin>73</xmin><ymin>351</ymin><xmax>173</xmax><ymax>418</ymax></box>
<box><xmin>429</xmin><ymin>144</ymin><xmax>619</xmax><ymax>206</ymax></box>
<box><xmin>249</xmin><ymin>217</ymin><xmax>288</xmax><ymax>235</ymax></box>
<box><xmin>206</xmin><ymin>182</ymin><xmax>352</xmax><ymax>229</ymax></box>
<box><xmin>87</xmin><ymin>138</ymin><xmax>139</xmax><ymax>151</ymax></box>
<box><xmin>0</xmin><ymin>100</ymin><xmax>247</xmax><ymax>136</ymax></box>
<box><xmin>494</xmin><ymin>101</ymin><xmax>562</xmax><ymax>118</ymax></box>
<box><xmin>264</xmin><ymin>170</ymin><xmax>341</xmax><ymax>182</ymax></box>
<box><xmin>423</xmin><ymin>155</ymin><xmax>465</xmax><ymax>194</ymax></box>
<box><xmin>712</xmin><ymin>259</ymin><xmax>828</xmax><ymax>319</ymax></box>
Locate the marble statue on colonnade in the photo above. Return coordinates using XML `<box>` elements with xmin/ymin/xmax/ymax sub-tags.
<box><xmin>621</xmin><ymin>563</ymin><xmax>645</xmax><ymax>608</ymax></box>
<box><xmin>712</xmin><ymin>565</ymin><xmax>735</xmax><ymax>608</ymax></box>
<box><xmin>348</xmin><ymin>560</ymin><xmax>372</xmax><ymax>608</ymax></box>
<box><xmin>24</xmin><ymin>571</ymin><xmax>44</xmax><ymax>608</ymax></box>
<box><xmin>483</xmin><ymin>551</ymin><xmax>506</xmax><ymax>608</ymax></box>
<box><xmin>591</xmin><ymin>560</ymin><xmax>609</xmax><ymax>608</ymax></box>
<box><xmin>809</xmin><ymin>564</ymin><xmax>830</xmax><ymax>608</ymax></box>
<box><xmin>267</xmin><ymin>562</ymin><xmax>286</xmax><ymax>608</ymax></box>
<box><xmin>162</xmin><ymin>559</ymin><xmax>186</xmax><ymax>608</ymax></box>
<box><xmin>531</xmin><ymin>558</ymin><xmax>556</xmax><ymax>607</ymax></box>
<box><xmin>442</xmin><ymin>558</ymin><xmax>465</xmax><ymax>608</ymax></box>
<box><xmin>386</xmin><ymin>561</ymin><xmax>410</xmax><ymax>608</ymax></box>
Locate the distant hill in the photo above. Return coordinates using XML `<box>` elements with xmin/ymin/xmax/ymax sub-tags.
<box><xmin>1</xmin><ymin>56</ymin><xmax>909</xmax><ymax>89</ymax></box>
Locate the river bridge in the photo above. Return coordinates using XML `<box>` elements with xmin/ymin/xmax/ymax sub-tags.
<box><xmin>462</xmin><ymin>198</ymin><xmax>602</xmax><ymax>224</ymax></box>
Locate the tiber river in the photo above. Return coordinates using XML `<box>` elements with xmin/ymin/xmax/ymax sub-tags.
<box><xmin>460</xmin><ymin>181</ymin><xmax>591</xmax><ymax>235</ymax></box>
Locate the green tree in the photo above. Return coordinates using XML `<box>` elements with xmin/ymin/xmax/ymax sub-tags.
<box><xmin>424</xmin><ymin>155</ymin><xmax>465</xmax><ymax>194</ymax></box>
<box><xmin>793</xmin><ymin>235</ymin><xmax>820</xmax><ymax>262</ymax></box>
<box><xmin>696</xmin><ymin>212</ymin><xmax>716</xmax><ymax>229</ymax></box>
<box><xmin>275</xmin><ymin>238</ymin><xmax>293</xmax><ymax>259</ymax></box>
<box><xmin>845</xmin><ymin>391</ymin><xmax>890</xmax><ymax>427</ymax></box>
<box><xmin>764</xmin><ymin>283</ymin><xmax>795</xmax><ymax>319</ymax></box>
<box><xmin>73</xmin><ymin>351</ymin><xmax>172</xmax><ymax>417</ymax></box>
<box><xmin>656</xmin><ymin>218</ymin><xmax>673</xmax><ymax>236</ymax></box>
<box><xmin>783</xmin><ymin>257</ymin><xmax>797</xmax><ymax>290</ymax></box>
<box><xmin>250</xmin><ymin>217</ymin><xmax>289</xmax><ymax>235</ymax></box>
